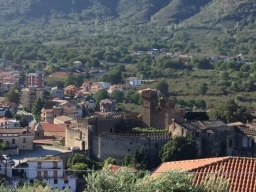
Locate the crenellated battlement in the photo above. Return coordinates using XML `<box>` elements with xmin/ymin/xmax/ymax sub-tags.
<box><xmin>77</xmin><ymin>112</ymin><xmax>138</xmax><ymax>126</ymax></box>
<box><xmin>141</xmin><ymin>89</ymin><xmax>158</xmax><ymax>99</ymax></box>
<box><xmin>98</xmin><ymin>132</ymin><xmax>171</xmax><ymax>140</ymax></box>
<box><xmin>238</xmin><ymin>126</ymin><xmax>256</xmax><ymax>136</ymax></box>
<box><xmin>67</xmin><ymin>127</ymin><xmax>81</xmax><ymax>134</ymax></box>
<box><xmin>159</xmin><ymin>98</ymin><xmax>175</xmax><ymax>108</ymax></box>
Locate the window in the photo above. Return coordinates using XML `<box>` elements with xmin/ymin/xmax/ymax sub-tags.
<box><xmin>12</xmin><ymin>139</ymin><xmax>15</xmax><ymax>144</ymax></box>
<box><xmin>38</xmin><ymin>162</ymin><xmax>42</xmax><ymax>168</ymax></box>
<box><xmin>155</xmin><ymin>143</ymin><xmax>159</xmax><ymax>149</ymax></box>
<box><xmin>128</xmin><ymin>149</ymin><xmax>130</xmax><ymax>152</ymax></box>
<box><xmin>208</xmin><ymin>133</ymin><xmax>211</xmax><ymax>137</ymax></box>
<box><xmin>23</xmin><ymin>138</ymin><xmax>26</xmax><ymax>143</ymax></box>
<box><xmin>130</xmin><ymin>142</ymin><xmax>132</xmax><ymax>145</ymax></box>
<box><xmin>64</xmin><ymin>180</ymin><xmax>68</xmax><ymax>184</ymax></box>
<box><xmin>0</xmin><ymin>165</ymin><xmax>1</xmax><ymax>170</ymax></box>
<box><xmin>195</xmin><ymin>132</ymin><xmax>199</xmax><ymax>137</ymax></box>
<box><xmin>6</xmin><ymin>141</ymin><xmax>9</xmax><ymax>146</ymax></box>
<box><xmin>54</xmin><ymin>179</ymin><xmax>58</xmax><ymax>184</ymax></box>
<box><xmin>0</xmin><ymin>139</ymin><xmax>3</xmax><ymax>143</ymax></box>
<box><xmin>228</xmin><ymin>139</ymin><xmax>233</xmax><ymax>147</ymax></box>
<box><xmin>181</xmin><ymin>128</ymin><xmax>184</xmax><ymax>136</ymax></box>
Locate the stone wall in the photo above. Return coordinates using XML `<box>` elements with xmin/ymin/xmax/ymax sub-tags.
<box><xmin>92</xmin><ymin>133</ymin><xmax>171</xmax><ymax>163</ymax></box>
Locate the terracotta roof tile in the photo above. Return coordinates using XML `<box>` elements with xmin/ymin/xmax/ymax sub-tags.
<box><xmin>109</xmin><ymin>164</ymin><xmax>137</xmax><ymax>173</ymax></box>
<box><xmin>38</xmin><ymin>122</ymin><xmax>67</xmax><ymax>133</ymax></box>
<box><xmin>152</xmin><ymin>156</ymin><xmax>256</xmax><ymax>192</ymax></box>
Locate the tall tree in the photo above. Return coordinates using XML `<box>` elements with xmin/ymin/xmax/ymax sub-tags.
<box><xmin>111</xmin><ymin>90</ymin><xmax>124</xmax><ymax>103</ymax></box>
<box><xmin>5</xmin><ymin>86</ymin><xmax>20</xmax><ymax>104</ymax></box>
<box><xmin>159</xmin><ymin>135</ymin><xmax>197</xmax><ymax>162</ymax></box>
<box><xmin>94</xmin><ymin>89</ymin><xmax>109</xmax><ymax>104</ymax></box>
<box><xmin>156</xmin><ymin>80</ymin><xmax>169</xmax><ymax>97</ymax></box>
<box><xmin>32</xmin><ymin>98</ymin><xmax>44</xmax><ymax>122</ymax></box>
<box><xmin>209</xmin><ymin>99</ymin><xmax>252</xmax><ymax>123</ymax></box>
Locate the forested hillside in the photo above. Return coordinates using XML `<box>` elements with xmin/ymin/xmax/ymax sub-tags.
<box><xmin>1</xmin><ymin>0</ymin><xmax>255</xmax><ymax>25</ymax></box>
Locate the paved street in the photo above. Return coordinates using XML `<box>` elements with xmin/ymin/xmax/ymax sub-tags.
<box><xmin>12</xmin><ymin>145</ymin><xmax>70</xmax><ymax>165</ymax></box>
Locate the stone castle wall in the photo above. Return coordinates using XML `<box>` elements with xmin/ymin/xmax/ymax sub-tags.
<box><xmin>92</xmin><ymin>132</ymin><xmax>171</xmax><ymax>163</ymax></box>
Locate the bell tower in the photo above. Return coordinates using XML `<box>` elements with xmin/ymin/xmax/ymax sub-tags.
<box><xmin>141</xmin><ymin>89</ymin><xmax>158</xmax><ymax>127</ymax></box>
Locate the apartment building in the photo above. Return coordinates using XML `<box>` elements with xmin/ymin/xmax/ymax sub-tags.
<box><xmin>0</xmin><ymin>128</ymin><xmax>34</xmax><ymax>151</ymax></box>
<box><xmin>26</xmin><ymin>71</ymin><xmax>44</xmax><ymax>88</ymax></box>
<box><xmin>21</xmin><ymin>88</ymin><xmax>44</xmax><ymax>111</ymax></box>
<box><xmin>25</xmin><ymin>159</ymin><xmax>77</xmax><ymax>192</ymax></box>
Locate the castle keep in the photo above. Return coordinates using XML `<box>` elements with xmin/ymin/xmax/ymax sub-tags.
<box><xmin>141</xmin><ymin>89</ymin><xmax>184</xmax><ymax>129</ymax></box>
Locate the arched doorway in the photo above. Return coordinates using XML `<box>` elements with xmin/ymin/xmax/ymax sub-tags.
<box><xmin>81</xmin><ymin>141</ymin><xmax>85</xmax><ymax>151</ymax></box>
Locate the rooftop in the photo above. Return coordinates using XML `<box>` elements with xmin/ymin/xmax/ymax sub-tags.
<box><xmin>54</xmin><ymin>115</ymin><xmax>74</xmax><ymax>123</ymax></box>
<box><xmin>152</xmin><ymin>156</ymin><xmax>256</xmax><ymax>192</ymax></box>
<box><xmin>33</xmin><ymin>122</ymin><xmax>68</xmax><ymax>133</ymax></box>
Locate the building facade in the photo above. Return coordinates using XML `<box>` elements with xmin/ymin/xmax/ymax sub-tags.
<box><xmin>0</xmin><ymin>128</ymin><xmax>34</xmax><ymax>151</ymax></box>
<box><xmin>24</xmin><ymin>160</ymin><xmax>77</xmax><ymax>192</ymax></box>
<box><xmin>99</xmin><ymin>99</ymin><xmax>117</xmax><ymax>112</ymax></box>
<box><xmin>26</xmin><ymin>71</ymin><xmax>44</xmax><ymax>88</ymax></box>
<box><xmin>51</xmin><ymin>87</ymin><xmax>64</xmax><ymax>99</ymax></box>
<box><xmin>21</xmin><ymin>88</ymin><xmax>44</xmax><ymax>111</ymax></box>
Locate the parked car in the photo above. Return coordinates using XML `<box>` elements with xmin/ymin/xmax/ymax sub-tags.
<box><xmin>70</xmin><ymin>147</ymin><xmax>80</xmax><ymax>152</ymax></box>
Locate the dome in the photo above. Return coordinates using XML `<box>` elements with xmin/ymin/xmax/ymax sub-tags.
<box><xmin>34</xmin><ymin>123</ymin><xmax>43</xmax><ymax>131</ymax></box>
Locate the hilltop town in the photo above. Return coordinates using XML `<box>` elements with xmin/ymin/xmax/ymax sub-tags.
<box><xmin>0</xmin><ymin>58</ymin><xmax>254</xmax><ymax>191</ymax></box>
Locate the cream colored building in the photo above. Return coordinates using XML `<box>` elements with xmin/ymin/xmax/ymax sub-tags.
<box><xmin>21</xmin><ymin>88</ymin><xmax>44</xmax><ymax>111</ymax></box>
<box><xmin>0</xmin><ymin>128</ymin><xmax>34</xmax><ymax>151</ymax></box>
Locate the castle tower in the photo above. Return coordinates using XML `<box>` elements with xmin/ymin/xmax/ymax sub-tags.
<box><xmin>34</xmin><ymin>123</ymin><xmax>44</xmax><ymax>139</ymax></box>
<box><xmin>141</xmin><ymin>89</ymin><xmax>158</xmax><ymax>127</ymax></box>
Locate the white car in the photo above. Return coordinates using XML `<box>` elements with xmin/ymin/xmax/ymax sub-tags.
<box><xmin>70</xmin><ymin>147</ymin><xmax>80</xmax><ymax>152</ymax></box>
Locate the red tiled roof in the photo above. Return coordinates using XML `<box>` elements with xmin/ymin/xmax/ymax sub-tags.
<box><xmin>152</xmin><ymin>156</ymin><xmax>256</xmax><ymax>192</ymax></box>
<box><xmin>109</xmin><ymin>164</ymin><xmax>137</xmax><ymax>173</ymax></box>
<box><xmin>33</xmin><ymin>139</ymin><xmax>54</xmax><ymax>145</ymax></box>
<box><xmin>39</xmin><ymin>122</ymin><xmax>67</xmax><ymax>133</ymax></box>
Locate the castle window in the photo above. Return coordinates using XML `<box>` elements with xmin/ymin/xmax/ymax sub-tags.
<box><xmin>130</xmin><ymin>142</ymin><xmax>132</xmax><ymax>145</ymax></box>
<box><xmin>195</xmin><ymin>133</ymin><xmax>199</xmax><ymax>137</ymax></box>
<box><xmin>155</xmin><ymin>143</ymin><xmax>159</xmax><ymax>148</ymax></box>
<box><xmin>208</xmin><ymin>133</ymin><xmax>210</xmax><ymax>137</ymax></box>
<box><xmin>228</xmin><ymin>139</ymin><xmax>233</xmax><ymax>147</ymax></box>
<box><xmin>128</xmin><ymin>149</ymin><xmax>130</xmax><ymax>152</ymax></box>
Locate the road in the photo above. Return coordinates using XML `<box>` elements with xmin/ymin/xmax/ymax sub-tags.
<box><xmin>12</xmin><ymin>145</ymin><xmax>70</xmax><ymax>165</ymax></box>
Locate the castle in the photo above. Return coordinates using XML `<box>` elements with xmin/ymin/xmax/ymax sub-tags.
<box><xmin>65</xmin><ymin>89</ymin><xmax>256</xmax><ymax>163</ymax></box>
<box><xmin>65</xmin><ymin>89</ymin><xmax>182</xmax><ymax>163</ymax></box>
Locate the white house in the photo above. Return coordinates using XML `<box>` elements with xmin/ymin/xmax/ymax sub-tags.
<box><xmin>73</xmin><ymin>61</ymin><xmax>83</xmax><ymax>69</ymax></box>
<box><xmin>98</xmin><ymin>82</ymin><xmax>110</xmax><ymax>89</ymax></box>
<box><xmin>24</xmin><ymin>159</ymin><xmax>77</xmax><ymax>192</ymax></box>
<box><xmin>0</xmin><ymin>118</ymin><xmax>20</xmax><ymax>128</ymax></box>
<box><xmin>51</xmin><ymin>87</ymin><xmax>64</xmax><ymax>99</ymax></box>
<box><xmin>125</xmin><ymin>77</ymin><xmax>142</xmax><ymax>86</ymax></box>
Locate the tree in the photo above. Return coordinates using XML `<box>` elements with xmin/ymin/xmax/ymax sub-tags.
<box><xmin>209</xmin><ymin>99</ymin><xmax>252</xmax><ymax>123</ymax></box>
<box><xmin>32</xmin><ymin>98</ymin><xmax>43</xmax><ymax>122</ymax></box>
<box><xmin>156</xmin><ymin>80</ymin><xmax>169</xmax><ymax>97</ymax></box>
<box><xmin>20</xmin><ymin>116</ymin><xmax>29</xmax><ymax>127</ymax></box>
<box><xmin>159</xmin><ymin>135</ymin><xmax>198</xmax><ymax>162</ymax></box>
<box><xmin>198</xmin><ymin>83</ymin><xmax>208</xmax><ymax>95</ymax></box>
<box><xmin>4</xmin><ymin>110</ymin><xmax>13</xmax><ymax>118</ymax></box>
<box><xmin>84</xmin><ymin>168</ymin><xmax>229</xmax><ymax>192</ymax></box>
<box><xmin>5</xmin><ymin>86</ymin><xmax>20</xmax><ymax>104</ymax></box>
<box><xmin>121</xmin><ymin>147</ymin><xmax>150</xmax><ymax>170</ymax></box>
<box><xmin>103</xmin><ymin>157</ymin><xmax>117</xmax><ymax>168</ymax></box>
<box><xmin>111</xmin><ymin>90</ymin><xmax>124</xmax><ymax>103</ymax></box>
<box><xmin>94</xmin><ymin>89</ymin><xmax>109</xmax><ymax>104</ymax></box>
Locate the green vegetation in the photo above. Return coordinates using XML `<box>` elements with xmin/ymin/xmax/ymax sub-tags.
<box><xmin>132</xmin><ymin>127</ymin><xmax>168</xmax><ymax>134</ymax></box>
<box><xmin>159</xmin><ymin>135</ymin><xmax>198</xmax><ymax>162</ymax></box>
<box><xmin>67</xmin><ymin>153</ymin><xmax>102</xmax><ymax>178</ymax></box>
<box><xmin>5</xmin><ymin>86</ymin><xmax>20</xmax><ymax>104</ymax></box>
<box><xmin>32</xmin><ymin>98</ymin><xmax>44</xmax><ymax>122</ymax></box>
<box><xmin>0</xmin><ymin>183</ymin><xmax>67</xmax><ymax>191</ymax></box>
<box><xmin>84</xmin><ymin>168</ymin><xmax>229</xmax><ymax>192</ymax></box>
